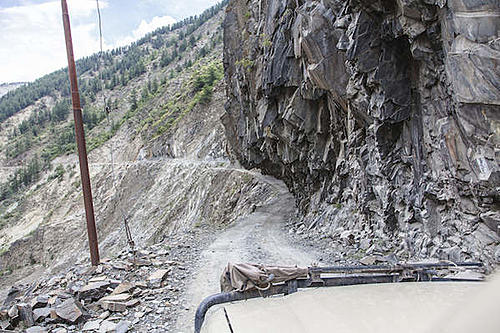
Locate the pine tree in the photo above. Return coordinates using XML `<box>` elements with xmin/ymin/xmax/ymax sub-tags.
<box><xmin>129</xmin><ymin>89</ymin><xmax>138</xmax><ymax>111</ymax></box>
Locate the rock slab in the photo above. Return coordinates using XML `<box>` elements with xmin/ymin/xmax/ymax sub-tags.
<box><xmin>55</xmin><ymin>298</ymin><xmax>84</xmax><ymax>323</ymax></box>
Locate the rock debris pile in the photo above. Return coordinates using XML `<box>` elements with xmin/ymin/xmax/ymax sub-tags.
<box><xmin>0</xmin><ymin>232</ymin><xmax>206</xmax><ymax>333</ymax></box>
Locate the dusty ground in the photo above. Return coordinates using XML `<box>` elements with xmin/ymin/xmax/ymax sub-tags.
<box><xmin>174</xmin><ymin>175</ymin><xmax>320</xmax><ymax>332</ymax></box>
<box><xmin>0</xmin><ymin>170</ymin><xmax>326</xmax><ymax>333</ymax></box>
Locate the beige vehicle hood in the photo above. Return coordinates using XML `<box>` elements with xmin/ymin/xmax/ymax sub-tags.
<box><xmin>202</xmin><ymin>278</ymin><xmax>500</xmax><ymax>333</ymax></box>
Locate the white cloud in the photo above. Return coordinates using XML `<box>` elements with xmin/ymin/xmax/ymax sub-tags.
<box><xmin>138</xmin><ymin>0</ymin><xmax>220</xmax><ymax>18</ymax></box>
<box><xmin>113</xmin><ymin>15</ymin><xmax>176</xmax><ymax>48</ymax></box>
<box><xmin>0</xmin><ymin>0</ymin><xmax>181</xmax><ymax>83</ymax></box>
<box><xmin>0</xmin><ymin>0</ymin><xmax>108</xmax><ymax>83</ymax></box>
<box><xmin>134</xmin><ymin>15</ymin><xmax>176</xmax><ymax>39</ymax></box>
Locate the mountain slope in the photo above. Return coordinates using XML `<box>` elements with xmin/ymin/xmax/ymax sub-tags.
<box><xmin>0</xmin><ymin>83</ymin><xmax>26</xmax><ymax>99</ymax></box>
<box><xmin>0</xmin><ymin>1</ymin><xmax>277</xmax><ymax>287</ymax></box>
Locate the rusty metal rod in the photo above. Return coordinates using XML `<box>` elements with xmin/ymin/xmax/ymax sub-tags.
<box><xmin>308</xmin><ymin>261</ymin><xmax>483</xmax><ymax>274</ymax></box>
<box><xmin>61</xmin><ymin>0</ymin><xmax>100</xmax><ymax>266</ymax></box>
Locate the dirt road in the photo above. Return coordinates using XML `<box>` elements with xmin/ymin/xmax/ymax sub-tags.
<box><xmin>174</xmin><ymin>175</ymin><xmax>318</xmax><ymax>332</ymax></box>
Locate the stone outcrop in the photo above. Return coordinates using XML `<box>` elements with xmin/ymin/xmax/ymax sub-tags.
<box><xmin>223</xmin><ymin>0</ymin><xmax>500</xmax><ymax>265</ymax></box>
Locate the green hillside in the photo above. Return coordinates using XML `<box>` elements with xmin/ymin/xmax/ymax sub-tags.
<box><xmin>0</xmin><ymin>1</ymin><xmax>226</xmax><ymax>222</ymax></box>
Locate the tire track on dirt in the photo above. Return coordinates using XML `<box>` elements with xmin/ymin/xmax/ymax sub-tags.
<box><xmin>174</xmin><ymin>176</ymin><xmax>318</xmax><ymax>332</ymax></box>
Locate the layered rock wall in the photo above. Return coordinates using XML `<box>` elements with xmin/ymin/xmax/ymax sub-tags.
<box><xmin>223</xmin><ymin>0</ymin><xmax>500</xmax><ymax>264</ymax></box>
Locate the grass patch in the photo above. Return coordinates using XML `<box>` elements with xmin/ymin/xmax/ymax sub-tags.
<box><xmin>152</xmin><ymin>60</ymin><xmax>223</xmax><ymax>137</ymax></box>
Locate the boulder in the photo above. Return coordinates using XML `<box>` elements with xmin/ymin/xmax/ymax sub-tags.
<box><xmin>115</xmin><ymin>320</ymin><xmax>130</xmax><ymax>333</ymax></box>
<box><xmin>100</xmin><ymin>301</ymin><xmax>127</xmax><ymax>312</ymax></box>
<box><xmin>7</xmin><ymin>305</ymin><xmax>19</xmax><ymax>328</ymax></box>
<box><xmin>31</xmin><ymin>295</ymin><xmax>49</xmax><ymax>310</ymax></box>
<box><xmin>125</xmin><ymin>299</ymin><xmax>140</xmax><ymax>308</ymax></box>
<box><xmin>99</xmin><ymin>294</ymin><xmax>131</xmax><ymax>303</ymax></box>
<box><xmin>17</xmin><ymin>303</ymin><xmax>34</xmax><ymax>327</ymax></box>
<box><xmin>7</xmin><ymin>305</ymin><xmax>18</xmax><ymax>319</ymax></box>
<box><xmin>111</xmin><ymin>282</ymin><xmax>134</xmax><ymax>296</ymax></box>
<box><xmin>25</xmin><ymin>326</ymin><xmax>48</xmax><ymax>333</ymax></box>
<box><xmin>494</xmin><ymin>245</ymin><xmax>500</xmax><ymax>263</ymax></box>
<box><xmin>2</xmin><ymin>287</ymin><xmax>20</xmax><ymax>309</ymax></box>
<box><xmin>147</xmin><ymin>269</ymin><xmax>170</xmax><ymax>288</ymax></box>
<box><xmin>82</xmin><ymin>319</ymin><xmax>102</xmax><ymax>331</ymax></box>
<box><xmin>55</xmin><ymin>298</ymin><xmax>85</xmax><ymax>323</ymax></box>
<box><xmin>33</xmin><ymin>307</ymin><xmax>51</xmax><ymax>323</ymax></box>
<box><xmin>99</xmin><ymin>320</ymin><xmax>117</xmax><ymax>332</ymax></box>
<box><xmin>79</xmin><ymin>281</ymin><xmax>111</xmax><ymax>301</ymax></box>
<box><xmin>480</xmin><ymin>212</ymin><xmax>500</xmax><ymax>236</ymax></box>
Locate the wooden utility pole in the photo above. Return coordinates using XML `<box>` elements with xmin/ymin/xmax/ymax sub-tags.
<box><xmin>61</xmin><ymin>0</ymin><xmax>100</xmax><ymax>266</ymax></box>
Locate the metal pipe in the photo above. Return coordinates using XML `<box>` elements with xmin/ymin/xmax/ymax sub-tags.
<box><xmin>61</xmin><ymin>0</ymin><xmax>100</xmax><ymax>266</ymax></box>
<box><xmin>308</xmin><ymin>261</ymin><xmax>483</xmax><ymax>274</ymax></box>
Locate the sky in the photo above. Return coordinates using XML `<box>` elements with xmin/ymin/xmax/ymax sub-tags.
<box><xmin>0</xmin><ymin>0</ymin><xmax>220</xmax><ymax>83</ymax></box>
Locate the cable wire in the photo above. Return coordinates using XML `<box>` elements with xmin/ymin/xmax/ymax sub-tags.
<box><xmin>95</xmin><ymin>0</ymin><xmax>135</xmax><ymax>263</ymax></box>
<box><xmin>96</xmin><ymin>0</ymin><xmax>103</xmax><ymax>53</ymax></box>
<box><xmin>95</xmin><ymin>0</ymin><xmax>115</xmax><ymax>186</ymax></box>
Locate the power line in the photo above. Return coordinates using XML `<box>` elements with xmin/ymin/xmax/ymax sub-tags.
<box><xmin>95</xmin><ymin>0</ymin><xmax>115</xmax><ymax>185</ymax></box>
<box><xmin>96</xmin><ymin>0</ymin><xmax>103</xmax><ymax>54</ymax></box>
<box><xmin>95</xmin><ymin>0</ymin><xmax>134</xmax><ymax>261</ymax></box>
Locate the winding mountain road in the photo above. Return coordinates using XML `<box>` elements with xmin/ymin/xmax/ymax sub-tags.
<box><xmin>174</xmin><ymin>175</ymin><xmax>318</xmax><ymax>332</ymax></box>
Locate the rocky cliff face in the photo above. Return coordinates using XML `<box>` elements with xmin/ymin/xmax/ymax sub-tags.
<box><xmin>223</xmin><ymin>0</ymin><xmax>500</xmax><ymax>265</ymax></box>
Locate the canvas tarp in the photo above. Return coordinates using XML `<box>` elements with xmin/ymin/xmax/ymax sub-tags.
<box><xmin>220</xmin><ymin>263</ymin><xmax>309</xmax><ymax>292</ymax></box>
